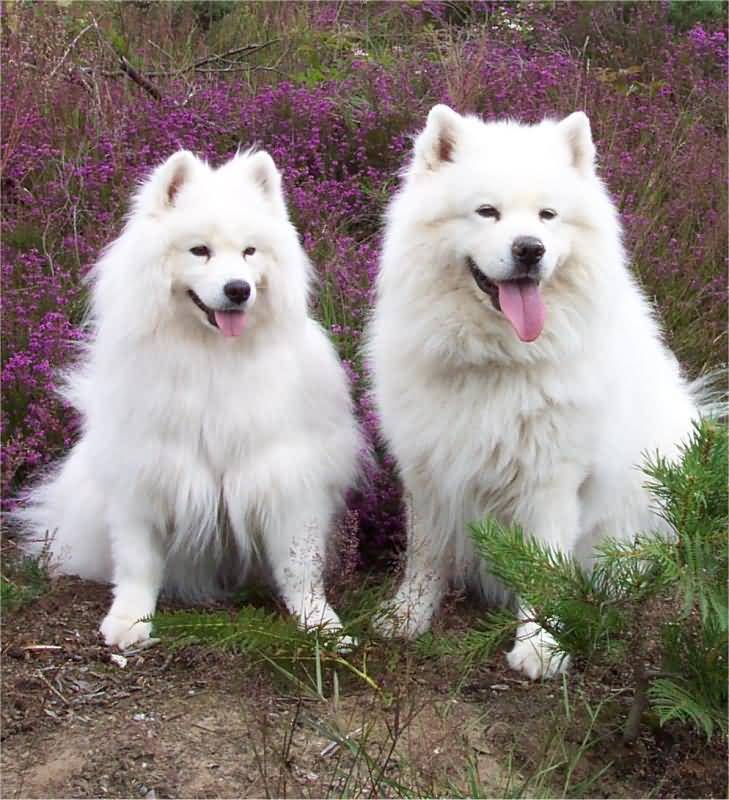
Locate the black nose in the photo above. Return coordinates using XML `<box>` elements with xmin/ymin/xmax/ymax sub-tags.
<box><xmin>223</xmin><ymin>280</ymin><xmax>251</xmax><ymax>305</ymax></box>
<box><xmin>511</xmin><ymin>236</ymin><xmax>545</xmax><ymax>267</ymax></box>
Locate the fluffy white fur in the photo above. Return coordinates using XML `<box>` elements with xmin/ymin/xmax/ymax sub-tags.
<box><xmin>368</xmin><ymin>105</ymin><xmax>703</xmax><ymax>679</ymax></box>
<box><xmin>16</xmin><ymin>149</ymin><xmax>362</xmax><ymax>649</ymax></box>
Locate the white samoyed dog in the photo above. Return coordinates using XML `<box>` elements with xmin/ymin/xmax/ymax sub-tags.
<box><xmin>368</xmin><ymin>105</ymin><xmax>706</xmax><ymax>679</ymax></box>
<box><xmin>15</xmin><ymin>149</ymin><xmax>362</xmax><ymax>649</ymax></box>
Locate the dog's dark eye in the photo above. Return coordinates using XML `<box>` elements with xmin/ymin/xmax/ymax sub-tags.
<box><xmin>243</xmin><ymin>246</ymin><xmax>256</xmax><ymax>257</ymax></box>
<box><xmin>190</xmin><ymin>245</ymin><xmax>211</xmax><ymax>258</ymax></box>
<box><xmin>539</xmin><ymin>209</ymin><xmax>557</xmax><ymax>221</ymax></box>
<box><xmin>476</xmin><ymin>205</ymin><xmax>500</xmax><ymax>220</ymax></box>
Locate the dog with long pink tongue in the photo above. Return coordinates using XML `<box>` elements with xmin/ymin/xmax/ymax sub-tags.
<box><xmin>15</xmin><ymin>147</ymin><xmax>364</xmax><ymax>653</ymax></box>
<box><xmin>370</xmin><ymin>104</ymin><xmax>706</xmax><ymax>686</ymax></box>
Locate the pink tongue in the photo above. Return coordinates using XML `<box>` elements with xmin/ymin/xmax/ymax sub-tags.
<box><xmin>497</xmin><ymin>280</ymin><xmax>546</xmax><ymax>342</ymax></box>
<box><xmin>214</xmin><ymin>310</ymin><xmax>247</xmax><ymax>338</ymax></box>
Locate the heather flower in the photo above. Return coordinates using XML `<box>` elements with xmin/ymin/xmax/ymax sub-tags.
<box><xmin>1</xmin><ymin>2</ymin><xmax>726</xmax><ymax>553</ymax></box>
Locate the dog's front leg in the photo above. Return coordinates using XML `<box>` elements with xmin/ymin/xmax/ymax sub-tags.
<box><xmin>100</xmin><ymin>511</ymin><xmax>164</xmax><ymax>649</ymax></box>
<box><xmin>264</xmin><ymin>496</ymin><xmax>342</xmax><ymax>632</ymax></box>
<box><xmin>507</xmin><ymin>476</ymin><xmax>582</xmax><ymax>680</ymax></box>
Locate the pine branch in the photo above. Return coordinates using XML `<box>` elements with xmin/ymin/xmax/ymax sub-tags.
<box><xmin>471</xmin><ymin>419</ymin><xmax>727</xmax><ymax>740</ymax></box>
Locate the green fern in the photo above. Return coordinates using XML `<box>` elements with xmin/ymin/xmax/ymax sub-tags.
<box><xmin>151</xmin><ymin>605</ymin><xmax>379</xmax><ymax>697</ymax></box>
<box><xmin>152</xmin><ymin>606</ymin><xmax>310</xmax><ymax>654</ymax></box>
<box><xmin>648</xmin><ymin>613</ymin><xmax>728</xmax><ymax>739</ymax></box>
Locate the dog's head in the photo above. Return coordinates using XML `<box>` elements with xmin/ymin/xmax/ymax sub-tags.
<box><xmin>122</xmin><ymin>149</ymin><xmax>309</xmax><ymax>339</ymax></box>
<box><xmin>400</xmin><ymin>105</ymin><xmax>614</xmax><ymax>343</ymax></box>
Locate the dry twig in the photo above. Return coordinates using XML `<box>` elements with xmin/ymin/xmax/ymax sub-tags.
<box><xmin>49</xmin><ymin>23</ymin><xmax>94</xmax><ymax>79</ymax></box>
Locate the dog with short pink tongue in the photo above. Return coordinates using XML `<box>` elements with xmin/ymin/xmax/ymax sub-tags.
<box><xmin>368</xmin><ymin>105</ymin><xmax>706</xmax><ymax>679</ymax></box>
<box><xmin>15</xmin><ymin>149</ymin><xmax>362</xmax><ymax>648</ymax></box>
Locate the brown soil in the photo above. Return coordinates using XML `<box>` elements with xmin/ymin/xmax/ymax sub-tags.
<box><xmin>1</xmin><ymin>573</ymin><xmax>726</xmax><ymax>799</ymax></box>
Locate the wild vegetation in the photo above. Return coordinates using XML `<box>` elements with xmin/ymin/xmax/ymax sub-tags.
<box><xmin>1</xmin><ymin>2</ymin><xmax>726</xmax><ymax>797</ymax></box>
<box><xmin>471</xmin><ymin>420</ymin><xmax>728</xmax><ymax>744</ymax></box>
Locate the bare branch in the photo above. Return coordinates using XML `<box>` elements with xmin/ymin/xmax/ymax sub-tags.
<box><xmin>91</xmin><ymin>16</ymin><xmax>162</xmax><ymax>101</ymax></box>
<box><xmin>189</xmin><ymin>40</ymin><xmax>278</xmax><ymax>70</ymax></box>
<box><xmin>50</xmin><ymin>23</ymin><xmax>94</xmax><ymax>79</ymax></box>
<box><xmin>194</xmin><ymin>64</ymin><xmax>284</xmax><ymax>75</ymax></box>
<box><xmin>50</xmin><ymin>27</ymin><xmax>280</xmax><ymax>95</ymax></box>
<box><xmin>133</xmin><ymin>40</ymin><xmax>280</xmax><ymax>78</ymax></box>
<box><xmin>117</xmin><ymin>54</ymin><xmax>162</xmax><ymax>100</ymax></box>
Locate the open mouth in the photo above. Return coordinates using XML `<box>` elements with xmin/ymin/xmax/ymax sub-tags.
<box><xmin>467</xmin><ymin>257</ymin><xmax>546</xmax><ymax>343</ymax></box>
<box><xmin>187</xmin><ymin>290</ymin><xmax>247</xmax><ymax>338</ymax></box>
<box><xmin>468</xmin><ymin>257</ymin><xmax>502</xmax><ymax>310</ymax></box>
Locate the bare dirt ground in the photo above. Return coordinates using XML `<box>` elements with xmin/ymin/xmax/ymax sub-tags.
<box><xmin>2</xmin><ymin>569</ymin><xmax>726</xmax><ymax>799</ymax></box>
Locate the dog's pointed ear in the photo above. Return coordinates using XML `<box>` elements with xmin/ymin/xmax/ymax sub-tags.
<box><xmin>414</xmin><ymin>104</ymin><xmax>463</xmax><ymax>171</ymax></box>
<box><xmin>141</xmin><ymin>150</ymin><xmax>202</xmax><ymax>214</ymax></box>
<box><xmin>558</xmin><ymin>112</ymin><xmax>595</xmax><ymax>176</ymax></box>
<box><xmin>247</xmin><ymin>150</ymin><xmax>288</xmax><ymax>217</ymax></box>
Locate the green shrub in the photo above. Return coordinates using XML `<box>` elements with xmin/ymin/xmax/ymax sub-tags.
<box><xmin>668</xmin><ymin>0</ymin><xmax>727</xmax><ymax>30</ymax></box>
<box><xmin>1</xmin><ymin>555</ymin><xmax>49</xmax><ymax>612</ymax></box>
<box><xmin>471</xmin><ymin>419</ymin><xmax>728</xmax><ymax>740</ymax></box>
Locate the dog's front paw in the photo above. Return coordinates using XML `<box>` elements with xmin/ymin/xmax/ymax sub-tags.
<box><xmin>506</xmin><ymin>622</ymin><xmax>570</xmax><ymax>680</ymax></box>
<box><xmin>297</xmin><ymin>600</ymin><xmax>356</xmax><ymax>652</ymax></box>
<box><xmin>100</xmin><ymin>612</ymin><xmax>152</xmax><ymax>650</ymax></box>
<box><xmin>298</xmin><ymin>599</ymin><xmax>343</xmax><ymax>631</ymax></box>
